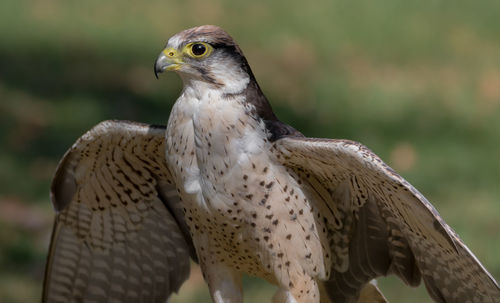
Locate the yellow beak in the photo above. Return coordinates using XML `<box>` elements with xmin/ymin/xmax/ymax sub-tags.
<box><xmin>154</xmin><ymin>48</ymin><xmax>183</xmax><ymax>78</ymax></box>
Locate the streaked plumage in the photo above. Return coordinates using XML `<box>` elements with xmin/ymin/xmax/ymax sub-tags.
<box><xmin>43</xmin><ymin>25</ymin><xmax>499</xmax><ymax>303</ymax></box>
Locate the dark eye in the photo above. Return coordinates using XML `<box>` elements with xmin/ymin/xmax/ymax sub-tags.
<box><xmin>192</xmin><ymin>43</ymin><xmax>207</xmax><ymax>56</ymax></box>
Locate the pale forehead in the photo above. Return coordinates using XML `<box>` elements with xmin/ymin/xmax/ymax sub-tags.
<box><xmin>166</xmin><ymin>25</ymin><xmax>236</xmax><ymax>49</ymax></box>
<box><xmin>167</xmin><ymin>34</ymin><xmax>186</xmax><ymax>49</ymax></box>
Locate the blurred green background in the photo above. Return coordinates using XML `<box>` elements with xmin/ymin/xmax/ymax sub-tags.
<box><xmin>0</xmin><ymin>0</ymin><xmax>499</xmax><ymax>302</ymax></box>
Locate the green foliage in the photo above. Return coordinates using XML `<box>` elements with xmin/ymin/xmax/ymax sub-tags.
<box><xmin>0</xmin><ymin>0</ymin><xmax>499</xmax><ymax>302</ymax></box>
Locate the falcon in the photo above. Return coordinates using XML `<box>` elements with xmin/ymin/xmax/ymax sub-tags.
<box><xmin>43</xmin><ymin>25</ymin><xmax>499</xmax><ymax>303</ymax></box>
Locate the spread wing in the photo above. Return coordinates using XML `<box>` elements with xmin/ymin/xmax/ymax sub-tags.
<box><xmin>274</xmin><ymin>136</ymin><xmax>499</xmax><ymax>303</ymax></box>
<box><xmin>42</xmin><ymin>120</ymin><xmax>196</xmax><ymax>303</ymax></box>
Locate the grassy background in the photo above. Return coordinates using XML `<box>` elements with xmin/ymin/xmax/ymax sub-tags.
<box><xmin>0</xmin><ymin>0</ymin><xmax>499</xmax><ymax>302</ymax></box>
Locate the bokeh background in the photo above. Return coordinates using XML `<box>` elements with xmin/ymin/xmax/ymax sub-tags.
<box><xmin>1</xmin><ymin>0</ymin><xmax>499</xmax><ymax>302</ymax></box>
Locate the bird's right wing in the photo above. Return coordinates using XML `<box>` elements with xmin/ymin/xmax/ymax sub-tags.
<box><xmin>43</xmin><ymin>120</ymin><xmax>196</xmax><ymax>303</ymax></box>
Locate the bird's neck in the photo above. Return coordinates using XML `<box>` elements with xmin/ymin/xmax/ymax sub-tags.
<box><xmin>178</xmin><ymin>67</ymin><xmax>251</xmax><ymax>98</ymax></box>
<box><xmin>168</xmin><ymin>74</ymin><xmax>270</xmax><ymax>152</ymax></box>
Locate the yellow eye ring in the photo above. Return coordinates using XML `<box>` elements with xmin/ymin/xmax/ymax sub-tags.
<box><xmin>186</xmin><ymin>42</ymin><xmax>212</xmax><ymax>58</ymax></box>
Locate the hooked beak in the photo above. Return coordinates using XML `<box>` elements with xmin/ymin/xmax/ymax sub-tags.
<box><xmin>154</xmin><ymin>48</ymin><xmax>182</xmax><ymax>79</ymax></box>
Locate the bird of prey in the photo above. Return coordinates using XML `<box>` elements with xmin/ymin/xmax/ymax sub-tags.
<box><xmin>43</xmin><ymin>25</ymin><xmax>499</xmax><ymax>303</ymax></box>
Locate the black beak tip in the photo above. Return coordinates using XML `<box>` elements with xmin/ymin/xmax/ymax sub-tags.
<box><xmin>154</xmin><ymin>63</ymin><xmax>159</xmax><ymax>79</ymax></box>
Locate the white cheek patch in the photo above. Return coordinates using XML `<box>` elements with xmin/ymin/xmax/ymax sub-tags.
<box><xmin>210</xmin><ymin>61</ymin><xmax>249</xmax><ymax>94</ymax></box>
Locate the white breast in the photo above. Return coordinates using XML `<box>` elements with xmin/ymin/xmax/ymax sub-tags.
<box><xmin>165</xmin><ymin>76</ymin><xmax>268</xmax><ymax>211</ymax></box>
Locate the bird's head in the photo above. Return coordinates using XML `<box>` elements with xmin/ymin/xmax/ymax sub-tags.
<box><xmin>154</xmin><ymin>25</ymin><xmax>280</xmax><ymax>124</ymax></box>
<box><xmin>154</xmin><ymin>25</ymin><xmax>253</xmax><ymax>91</ymax></box>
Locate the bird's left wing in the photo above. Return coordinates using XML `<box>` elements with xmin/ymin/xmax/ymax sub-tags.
<box><xmin>274</xmin><ymin>136</ymin><xmax>499</xmax><ymax>303</ymax></box>
<box><xmin>43</xmin><ymin>120</ymin><xmax>196</xmax><ymax>303</ymax></box>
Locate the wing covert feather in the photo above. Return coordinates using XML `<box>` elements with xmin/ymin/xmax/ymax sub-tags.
<box><xmin>275</xmin><ymin>136</ymin><xmax>499</xmax><ymax>303</ymax></box>
<box><xmin>43</xmin><ymin>120</ymin><xmax>195</xmax><ymax>303</ymax></box>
